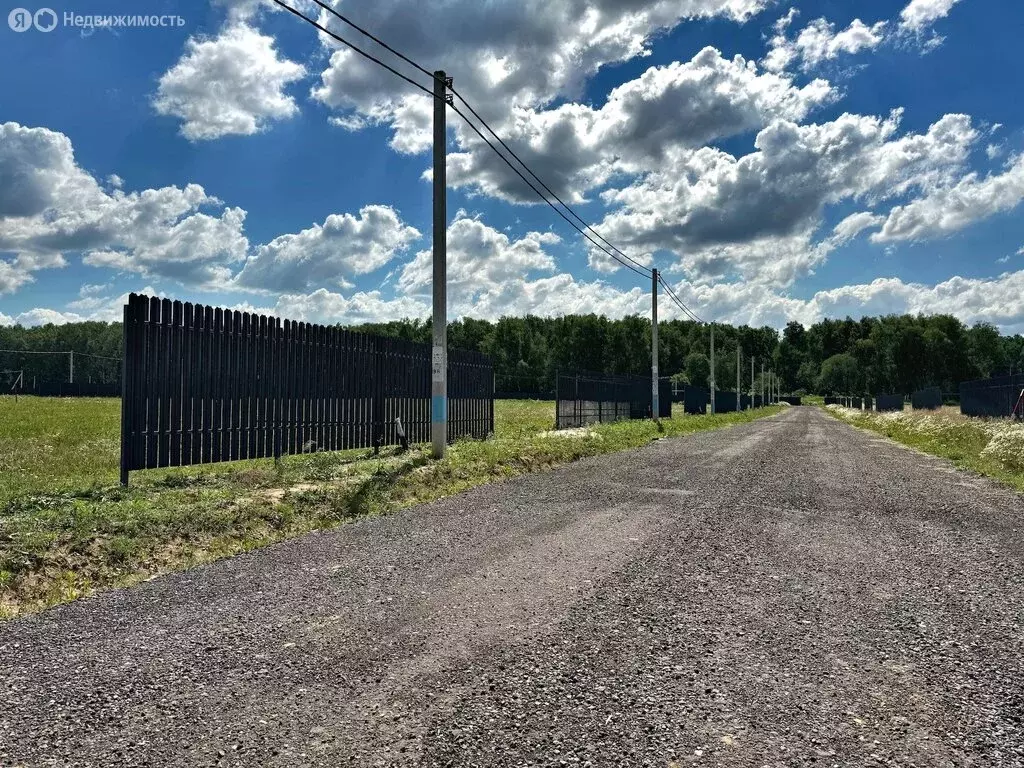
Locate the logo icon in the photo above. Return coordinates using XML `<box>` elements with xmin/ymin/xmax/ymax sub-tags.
<box><xmin>8</xmin><ymin>8</ymin><xmax>32</xmax><ymax>31</ymax></box>
<box><xmin>33</xmin><ymin>8</ymin><xmax>57</xmax><ymax>31</ymax></box>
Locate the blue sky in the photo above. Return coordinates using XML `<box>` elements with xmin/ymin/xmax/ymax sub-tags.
<box><xmin>2</xmin><ymin>0</ymin><xmax>1023</xmax><ymax>331</ymax></box>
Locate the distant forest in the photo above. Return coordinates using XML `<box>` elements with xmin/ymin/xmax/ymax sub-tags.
<box><xmin>1</xmin><ymin>313</ymin><xmax>1022</xmax><ymax>396</ymax></box>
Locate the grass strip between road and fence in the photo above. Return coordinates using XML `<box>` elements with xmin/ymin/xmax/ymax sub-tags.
<box><xmin>824</xmin><ymin>404</ymin><xmax>1024</xmax><ymax>492</ymax></box>
<box><xmin>0</xmin><ymin>397</ymin><xmax>784</xmax><ymax>619</ymax></box>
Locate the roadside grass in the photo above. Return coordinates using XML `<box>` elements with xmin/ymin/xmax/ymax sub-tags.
<box><xmin>824</xmin><ymin>404</ymin><xmax>1024</xmax><ymax>491</ymax></box>
<box><xmin>0</xmin><ymin>395</ymin><xmax>782</xmax><ymax>619</ymax></box>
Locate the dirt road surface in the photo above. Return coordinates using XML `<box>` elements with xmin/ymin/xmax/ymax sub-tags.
<box><xmin>2</xmin><ymin>407</ymin><xmax>1023</xmax><ymax>767</ymax></box>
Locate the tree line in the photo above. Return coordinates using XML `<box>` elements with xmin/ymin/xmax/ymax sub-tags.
<box><xmin>1</xmin><ymin>312</ymin><xmax>1021</xmax><ymax>396</ymax></box>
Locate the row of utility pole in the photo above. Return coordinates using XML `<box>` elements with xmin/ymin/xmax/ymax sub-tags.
<box><xmin>647</xmin><ymin>280</ymin><xmax>774</xmax><ymax>417</ymax></box>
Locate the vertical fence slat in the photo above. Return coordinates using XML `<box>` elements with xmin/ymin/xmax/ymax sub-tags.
<box><xmin>168</xmin><ymin>300</ymin><xmax>183</xmax><ymax>467</ymax></box>
<box><xmin>181</xmin><ymin>302</ymin><xmax>195</xmax><ymax>466</ymax></box>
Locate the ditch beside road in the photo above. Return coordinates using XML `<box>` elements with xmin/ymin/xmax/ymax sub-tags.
<box><xmin>2</xmin><ymin>406</ymin><xmax>1024</xmax><ymax>766</ymax></box>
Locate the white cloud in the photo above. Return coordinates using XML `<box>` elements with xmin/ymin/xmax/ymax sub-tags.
<box><xmin>659</xmin><ymin>268</ymin><xmax>1024</xmax><ymax>335</ymax></box>
<box><xmin>764</xmin><ymin>16</ymin><xmax>888</xmax><ymax>73</ymax></box>
<box><xmin>832</xmin><ymin>211</ymin><xmax>885</xmax><ymax>242</ymax></box>
<box><xmin>874</xmin><ymin>154</ymin><xmax>1024</xmax><ymax>241</ymax></box>
<box><xmin>398</xmin><ymin>214</ymin><xmax>559</xmax><ymax>307</ymax></box>
<box><xmin>311</xmin><ymin>0</ymin><xmax>771</xmax><ymax>155</ymax></box>
<box><xmin>898</xmin><ymin>0</ymin><xmax>961</xmax><ymax>33</ymax></box>
<box><xmin>154</xmin><ymin>23</ymin><xmax>305</xmax><ymax>140</ymax></box>
<box><xmin>0</xmin><ymin>312</ymin><xmax>13</xmax><ymax>326</ymax></box>
<box><xmin>0</xmin><ymin>123</ymin><xmax>250</xmax><ymax>291</ymax></box>
<box><xmin>235</xmin><ymin>207</ymin><xmax>421</xmax><ymax>293</ymax></box>
<box><xmin>595</xmin><ymin>111</ymin><xmax>977</xmax><ymax>285</ymax></box>
<box><xmin>447</xmin><ymin>47</ymin><xmax>834</xmax><ymax>202</ymax></box>
<box><xmin>10</xmin><ymin>308</ymin><xmax>85</xmax><ymax>326</ymax></box>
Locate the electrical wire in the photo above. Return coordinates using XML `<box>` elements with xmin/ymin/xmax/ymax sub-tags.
<box><xmin>270</xmin><ymin>0</ymin><xmax>436</xmax><ymax>100</ymax></box>
<box><xmin>275</xmin><ymin>0</ymin><xmax>652</xmax><ymax>279</ymax></box>
<box><xmin>657</xmin><ymin>274</ymin><xmax>704</xmax><ymax>324</ymax></box>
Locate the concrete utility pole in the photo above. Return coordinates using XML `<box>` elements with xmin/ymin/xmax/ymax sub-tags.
<box><xmin>761</xmin><ymin>361</ymin><xmax>765</xmax><ymax>407</ymax></box>
<box><xmin>431</xmin><ymin>70</ymin><xmax>450</xmax><ymax>459</ymax></box>
<box><xmin>651</xmin><ymin>268</ymin><xmax>659</xmax><ymax>422</ymax></box>
<box><xmin>751</xmin><ymin>356</ymin><xmax>755</xmax><ymax>410</ymax></box>
<box><xmin>709</xmin><ymin>324</ymin><xmax>716</xmax><ymax>414</ymax></box>
<box><xmin>69</xmin><ymin>350</ymin><xmax>74</xmax><ymax>384</ymax></box>
<box><xmin>736</xmin><ymin>346</ymin><xmax>741</xmax><ymax>412</ymax></box>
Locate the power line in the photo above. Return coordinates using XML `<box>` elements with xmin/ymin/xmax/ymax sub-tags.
<box><xmin>306</xmin><ymin>0</ymin><xmax>434</xmax><ymax>80</ymax></box>
<box><xmin>657</xmin><ymin>275</ymin><xmax>704</xmax><ymax>324</ymax></box>
<box><xmin>274</xmin><ymin>0</ymin><xmax>652</xmax><ymax>279</ymax></box>
<box><xmin>312</xmin><ymin>0</ymin><xmax>650</xmax><ymax>274</ymax></box>
<box><xmin>270</xmin><ymin>0</ymin><xmax>436</xmax><ymax>100</ymax></box>
<box><xmin>446</xmin><ymin>101</ymin><xmax>651</xmax><ymax>279</ymax></box>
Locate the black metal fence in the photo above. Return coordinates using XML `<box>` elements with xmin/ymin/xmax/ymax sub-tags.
<box><xmin>683</xmin><ymin>386</ymin><xmax>709</xmax><ymax>414</ymax></box>
<box><xmin>876</xmin><ymin>394</ymin><xmax>904</xmax><ymax>412</ymax></box>
<box><xmin>555</xmin><ymin>370</ymin><xmax>670</xmax><ymax>428</ymax></box>
<box><xmin>911</xmin><ymin>386</ymin><xmax>942</xmax><ymax>410</ymax></box>
<box><xmin>677</xmin><ymin>387</ymin><xmax>765</xmax><ymax>415</ymax></box>
<box><xmin>120</xmin><ymin>294</ymin><xmax>494</xmax><ymax>480</ymax></box>
<box><xmin>15</xmin><ymin>381</ymin><xmax>121</xmax><ymax>397</ymax></box>
<box><xmin>494</xmin><ymin>373</ymin><xmax>555</xmax><ymax>400</ymax></box>
<box><xmin>960</xmin><ymin>374</ymin><xmax>1024</xmax><ymax>418</ymax></box>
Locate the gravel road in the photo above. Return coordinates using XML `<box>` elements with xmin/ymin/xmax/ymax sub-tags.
<box><xmin>3</xmin><ymin>406</ymin><xmax>1024</xmax><ymax>767</ymax></box>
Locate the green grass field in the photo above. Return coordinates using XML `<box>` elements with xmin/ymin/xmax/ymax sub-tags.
<box><xmin>825</xmin><ymin>404</ymin><xmax>1024</xmax><ymax>491</ymax></box>
<box><xmin>0</xmin><ymin>396</ymin><xmax>782</xmax><ymax>618</ymax></box>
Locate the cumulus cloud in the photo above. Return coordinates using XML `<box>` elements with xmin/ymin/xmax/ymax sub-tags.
<box><xmin>398</xmin><ymin>214</ymin><xmax>559</xmax><ymax>307</ymax></box>
<box><xmin>874</xmin><ymin>154</ymin><xmax>1024</xmax><ymax>242</ymax></box>
<box><xmin>0</xmin><ymin>123</ymin><xmax>250</xmax><ymax>291</ymax></box>
<box><xmin>898</xmin><ymin>0</ymin><xmax>961</xmax><ymax>33</ymax></box>
<box><xmin>154</xmin><ymin>23</ymin><xmax>305</xmax><ymax>140</ymax></box>
<box><xmin>658</xmin><ymin>268</ymin><xmax>1024</xmax><ymax>335</ymax></box>
<box><xmin>594</xmin><ymin>111</ymin><xmax>977</xmax><ymax>285</ymax></box>
<box><xmin>447</xmin><ymin>47</ymin><xmax>834</xmax><ymax>202</ymax></box>
<box><xmin>235</xmin><ymin>207</ymin><xmax>421</xmax><ymax>293</ymax></box>
<box><xmin>764</xmin><ymin>16</ymin><xmax>888</xmax><ymax>73</ymax></box>
<box><xmin>311</xmin><ymin>0</ymin><xmax>771</xmax><ymax>154</ymax></box>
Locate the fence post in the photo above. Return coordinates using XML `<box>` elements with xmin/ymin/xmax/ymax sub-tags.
<box><xmin>574</xmin><ymin>373</ymin><xmax>580</xmax><ymax>428</ymax></box>
<box><xmin>119</xmin><ymin>302</ymin><xmax>130</xmax><ymax>487</ymax></box>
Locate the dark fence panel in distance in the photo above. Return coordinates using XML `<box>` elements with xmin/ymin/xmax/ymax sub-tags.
<box><xmin>876</xmin><ymin>394</ymin><xmax>904</xmax><ymax>412</ymax></box>
<box><xmin>780</xmin><ymin>395</ymin><xmax>802</xmax><ymax>406</ymax></box>
<box><xmin>960</xmin><ymin>374</ymin><xmax>1024</xmax><ymax>418</ymax></box>
<box><xmin>121</xmin><ymin>294</ymin><xmax>494</xmax><ymax>476</ymax></box>
<box><xmin>683</xmin><ymin>386</ymin><xmax>708</xmax><ymax>415</ymax></box>
<box><xmin>20</xmin><ymin>381</ymin><xmax>120</xmax><ymax>397</ymax></box>
<box><xmin>714</xmin><ymin>390</ymin><xmax>737</xmax><ymax>413</ymax></box>
<box><xmin>911</xmin><ymin>386</ymin><xmax>942</xmax><ymax>410</ymax></box>
<box><xmin>555</xmin><ymin>370</ymin><xmax>669</xmax><ymax>428</ymax></box>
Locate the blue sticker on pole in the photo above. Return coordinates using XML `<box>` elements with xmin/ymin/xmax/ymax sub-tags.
<box><xmin>432</xmin><ymin>394</ymin><xmax>446</xmax><ymax>423</ymax></box>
